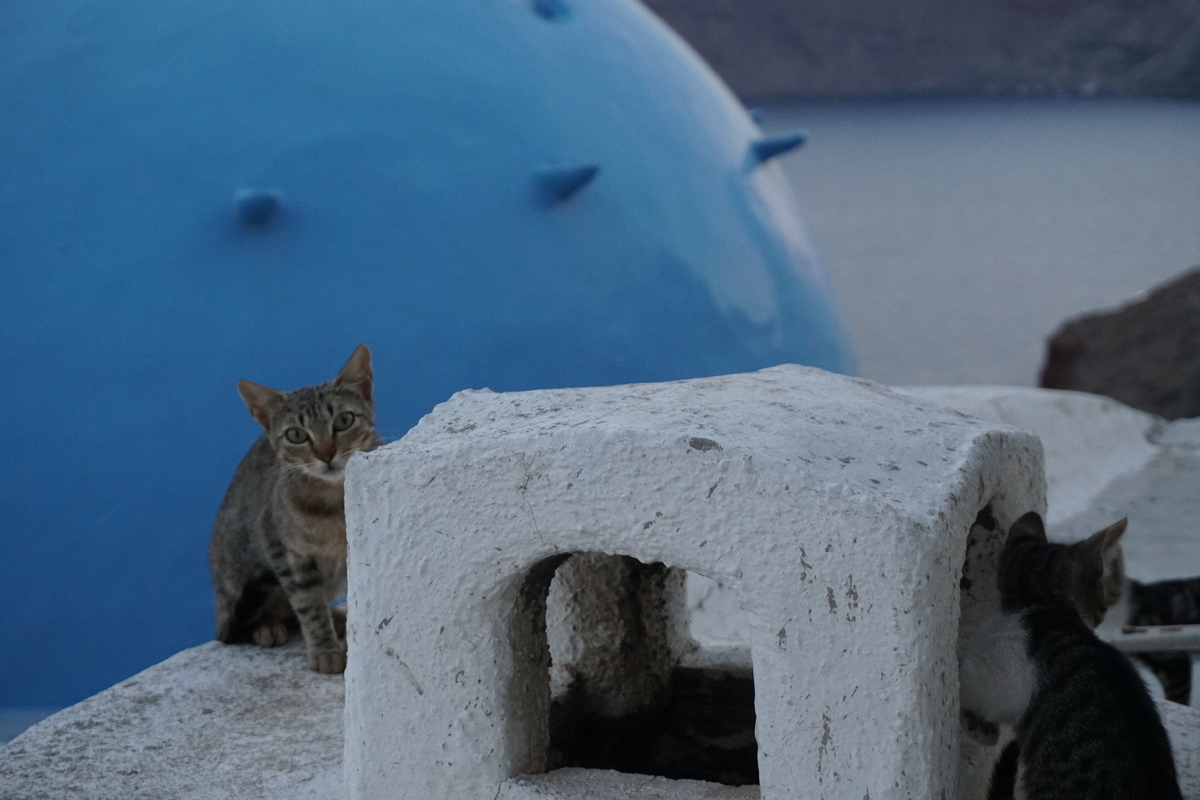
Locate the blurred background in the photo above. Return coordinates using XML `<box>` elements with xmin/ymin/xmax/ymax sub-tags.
<box><xmin>2</xmin><ymin>0</ymin><xmax>1198</xmax><ymax>741</ymax></box>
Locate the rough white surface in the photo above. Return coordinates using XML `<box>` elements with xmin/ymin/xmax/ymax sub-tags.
<box><xmin>899</xmin><ymin>386</ymin><xmax>1159</xmax><ymax>524</ymax></box>
<box><xmin>1163</xmin><ymin>701</ymin><xmax>1200</xmax><ymax>799</ymax></box>
<box><xmin>0</xmin><ymin>641</ymin><xmax>342</xmax><ymax>800</ymax></box>
<box><xmin>544</xmin><ymin>551</ymin><xmax>693</xmax><ymax>716</ymax></box>
<box><xmin>343</xmin><ymin>364</ymin><xmax>1045</xmax><ymax>800</ymax></box>
<box><xmin>688</xmin><ymin>386</ymin><xmax>1163</xmax><ymax>646</ymax></box>
<box><xmin>498</xmin><ymin>768</ymin><xmax>759</xmax><ymax>799</ymax></box>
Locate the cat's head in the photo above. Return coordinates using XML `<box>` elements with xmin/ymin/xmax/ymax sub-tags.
<box><xmin>236</xmin><ymin>344</ymin><xmax>380</xmax><ymax>483</ymax></box>
<box><xmin>998</xmin><ymin>511</ymin><xmax>1127</xmax><ymax>627</ymax></box>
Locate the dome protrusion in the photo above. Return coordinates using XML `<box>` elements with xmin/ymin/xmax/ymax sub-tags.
<box><xmin>235</xmin><ymin>189</ymin><xmax>282</xmax><ymax>227</ymax></box>
<box><xmin>748</xmin><ymin>131</ymin><xmax>807</xmax><ymax>168</ymax></box>
<box><xmin>536</xmin><ymin>164</ymin><xmax>599</xmax><ymax>204</ymax></box>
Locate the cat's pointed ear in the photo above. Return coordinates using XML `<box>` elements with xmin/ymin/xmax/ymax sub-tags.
<box><xmin>237</xmin><ymin>380</ymin><xmax>284</xmax><ymax>431</ymax></box>
<box><xmin>1081</xmin><ymin>518</ymin><xmax>1127</xmax><ymax>599</ymax></box>
<box><xmin>1092</xmin><ymin>517</ymin><xmax>1128</xmax><ymax>550</ymax></box>
<box><xmin>1006</xmin><ymin>512</ymin><xmax>1047</xmax><ymax>546</ymax></box>
<box><xmin>336</xmin><ymin>344</ymin><xmax>374</xmax><ymax>402</ymax></box>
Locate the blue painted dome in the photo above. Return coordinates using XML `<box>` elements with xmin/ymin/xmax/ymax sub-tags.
<box><xmin>0</xmin><ymin>0</ymin><xmax>853</xmax><ymax>706</ymax></box>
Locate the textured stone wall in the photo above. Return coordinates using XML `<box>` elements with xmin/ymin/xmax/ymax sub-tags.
<box><xmin>343</xmin><ymin>365</ymin><xmax>1047</xmax><ymax>799</ymax></box>
<box><xmin>641</xmin><ymin>0</ymin><xmax>1200</xmax><ymax>99</ymax></box>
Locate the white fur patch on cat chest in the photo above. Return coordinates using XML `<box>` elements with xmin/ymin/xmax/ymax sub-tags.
<box><xmin>959</xmin><ymin>610</ymin><xmax>1035</xmax><ymax>726</ymax></box>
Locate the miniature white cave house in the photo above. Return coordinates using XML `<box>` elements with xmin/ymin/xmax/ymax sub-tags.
<box><xmin>342</xmin><ymin>364</ymin><xmax>1045</xmax><ymax>799</ymax></box>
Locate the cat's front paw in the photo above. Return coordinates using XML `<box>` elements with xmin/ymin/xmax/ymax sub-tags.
<box><xmin>252</xmin><ymin>621</ymin><xmax>290</xmax><ymax>647</ymax></box>
<box><xmin>308</xmin><ymin>642</ymin><xmax>347</xmax><ymax>674</ymax></box>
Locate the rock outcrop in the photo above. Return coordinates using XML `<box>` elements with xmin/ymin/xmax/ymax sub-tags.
<box><xmin>1041</xmin><ymin>267</ymin><xmax>1200</xmax><ymax>420</ymax></box>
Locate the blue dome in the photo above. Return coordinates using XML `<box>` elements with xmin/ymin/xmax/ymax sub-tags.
<box><xmin>0</xmin><ymin>0</ymin><xmax>853</xmax><ymax>706</ymax></box>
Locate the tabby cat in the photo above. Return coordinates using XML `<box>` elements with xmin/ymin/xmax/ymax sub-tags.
<box><xmin>208</xmin><ymin>344</ymin><xmax>384</xmax><ymax>674</ymax></box>
<box><xmin>1123</xmin><ymin>576</ymin><xmax>1200</xmax><ymax>704</ymax></box>
<box><xmin>959</xmin><ymin>511</ymin><xmax>1126</xmax><ymax>743</ymax></box>
<box><xmin>967</xmin><ymin>512</ymin><xmax>1181</xmax><ymax>800</ymax></box>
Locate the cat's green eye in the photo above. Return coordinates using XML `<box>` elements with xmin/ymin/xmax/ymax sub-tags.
<box><xmin>284</xmin><ymin>427</ymin><xmax>308</xmax><ymax>444</ymax></box>
<box><xmin>332</xmin><ymin>411</ymin><xmax>355</xmax><ymax>432</ymax></box>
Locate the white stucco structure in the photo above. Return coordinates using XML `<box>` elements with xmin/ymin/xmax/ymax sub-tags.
<box><xmin>343</xmin><ymin>365</ymin><xmax>1045</xmax><ymax>800</ymax></box>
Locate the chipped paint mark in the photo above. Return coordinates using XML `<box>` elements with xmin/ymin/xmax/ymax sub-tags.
<box><xmin>827</xmin><ymin>587</ymin><xmax>838</xmax><ymax>613</ymax></box>
<box><xmin>846</xmin><ymin>575</ymin><xmax>859</xmax><ymax>610</ymax></box>
<box><xmin>799</xmin><ymin>546</ymin><xmax>812</xmax><ymax>571</ymax></box>
<box><xmin>817</xmin><ymin>710</ymin><xmax>833</xmax><ymax>776</ymax></box>
<box><xmin>688</xmin><ymin>436</ymin><xmax>722</xmax><ymax>451</ymax></box>
<box><xmin>375</xmin><ymin>616</ymin><xmax>394</xmax><ymax>633</ymax></box>
<box><xmin>384</xmin><ymin>648</ymin><xmax>425</xmax><ymax>695</ymax></box>
<box><xmin>777</xmin><ymin>627</ymin><xmax>787</xmax><ymax>649</ymax></box>
<box><xmin>707</xmin><ymin>478</ymin><xmax>722</xmax><ymax>498</ymax></box>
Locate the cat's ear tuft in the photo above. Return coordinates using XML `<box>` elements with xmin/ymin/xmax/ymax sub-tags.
<box><xmin>1006</xmin><ymin>512</ymin><xmax>1047</xmax><ymax>545</ymax></box>
<box><xmin>1099</xmin><ymin>517</ymin><xmax>1128</xmax><ymax>549</ymax></box>
<box><xmin>1091</xmin><ymin>517</ymin><xmax>1127</xmax><ymax>582</ymax></box>
<box><xmin>1077</xmin><ymin>517</ymin><xmax>1127</xmax><ymax>556</ymax></box>
<box><xmin>237</xmin><ymin>380</ymin><xmax>283</xmax><ymax>431</ymax></box>
<box><xmin>336</xmin><ymin>344</ymin><xmax>374</xmax><ymax>402</ymax></box>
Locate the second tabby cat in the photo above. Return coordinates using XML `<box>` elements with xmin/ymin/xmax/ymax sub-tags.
<box><xmin>1112</xmin><ymin>575</ymin><xmax>1200</xmax><ymax>704</ymax></box>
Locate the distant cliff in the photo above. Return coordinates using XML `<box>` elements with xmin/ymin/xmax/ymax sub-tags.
<box><xmin>641</xmin><ymin>0</ymin><xmax>1200</xmax><ymax>100</ymax></box>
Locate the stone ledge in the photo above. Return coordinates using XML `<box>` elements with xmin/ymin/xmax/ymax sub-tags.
<box><xmin>0</xmin><ymin>641</ymin><xmax>342</xmax><ymax>800</ymax></box>
<box><xmin>4</xmin><ymin>637</ymin><xmax>1198</xmax><ymax>799</ymax></box>
<box><xmin>500</xmin><ymin>768</ymin><xmax>759</xmax><ymax>799</ymax></box>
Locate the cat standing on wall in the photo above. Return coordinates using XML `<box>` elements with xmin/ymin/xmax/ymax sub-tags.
<box><xmin>209</xmin><ymin>345</ymin><xmax>384</xmax><ymax>674</ymax></box>
<box><xmin>960</xmin><ymin>512</ymin><xmax>1182</xmax><ymax>799</ymax></box>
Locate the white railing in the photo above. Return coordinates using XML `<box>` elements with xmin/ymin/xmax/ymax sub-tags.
<box><xmin>1104</xmin><ymin>625</ymin><xmax>1200</xmax><ymax>708</ymax></box>
<box><xmin>1106</xmin><ymin>625</ymin><xmax>1200</xmax><ymax>654</ymax></box>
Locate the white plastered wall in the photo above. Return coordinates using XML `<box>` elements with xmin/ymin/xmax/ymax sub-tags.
<box><xmin>343</xmin><ymin>365</ymin><xmax>1044</xmax><ymax>800</ymax></box>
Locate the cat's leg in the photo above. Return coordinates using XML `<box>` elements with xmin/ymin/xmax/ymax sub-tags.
<box><xmin>273</xmin><ymin>549</ymin><xmax>346</xmax><ymax>674</ymax></box>
<box><xmin>211</xmin><ymin>529</ymin><xmax>264</xmax><ymax>643</ymax></box>
<box><xmin>251</xmin><ymin>586</ymin><xmax>296</xmax><ymax>647</ymax></box>
<box><xmin>214</xmin><ymin>569</ymin><xmax>280</xmax><ymax>644</ymax></box>
<box><xmin>214</xmin><ymin>587</ymin><xmax>241</xmax><ymax>643</ymax></box>
<box><xmin>330</xmin><ymin>606</ymin><xmax>347</xmax><ymax>640</ymax></box>
<box><xmin>987</xmin><ymin>740</ymin><xmax>1019</xmax><ymax>800</ymax></box>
